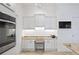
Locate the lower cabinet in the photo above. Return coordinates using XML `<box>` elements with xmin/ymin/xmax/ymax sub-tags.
<box><xmin>45</xmin><ymin>39</ymin><xmax>57</xmax><ymax>51</ymax></box>
<box><xmin>21</xmin><ymin>40</ymin><xmax>35</xmax><ymax>51</ymax></box>
<box><xmin>21</xmin><ymin>39</ymin><xmax>57</xmax><ymax>52</ymax></box>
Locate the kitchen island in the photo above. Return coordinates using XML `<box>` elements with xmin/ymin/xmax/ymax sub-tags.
<box><xmin>21</xmin><ymin>35</ymin><xmax>57</xmax><ymax>52</ymax></box>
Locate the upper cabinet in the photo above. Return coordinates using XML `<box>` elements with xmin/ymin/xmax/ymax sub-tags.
<box><xmin>23</xmin><ymin>15</ymin><xmax>57</xmax><ymax>30</ymax></box>
<box><xmin>35</xmin><ymin>14</ymin><xmax>57</xmax><ymax>29</ymax></box>
<box><xmin>35</xmin><ymin>14</ymin><xmax>45</xmax><ymax>27</ymax></box>
<box><xmin>23</xmin><ymin>16</ymin><xmax>35</xmax><ymax>29</ymax></box>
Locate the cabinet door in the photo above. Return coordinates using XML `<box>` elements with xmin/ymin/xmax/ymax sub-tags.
<box><xmin>22</xmin><ymin>40</ymin><xmax>35</xmax><ymax>51</ymax></box>
<box><xmin>35</xmin><ymin>14</ymin><xmax>45</xmax><ymax>27</ymax></box>
<box><xmin>45</xmin><ymin>39</ymin><xmax>55</xmax><ymax>51</ymax></box>
<box><xmin>23</xmin><ymin>16</ymin><xmax>35</xmax><ymax>29</ymax></box>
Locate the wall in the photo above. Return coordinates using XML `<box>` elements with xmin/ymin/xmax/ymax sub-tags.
<box><xmin>57</xmin><ymin>3</ymin><xmax>79</xmax><ymax>52</ymax></box>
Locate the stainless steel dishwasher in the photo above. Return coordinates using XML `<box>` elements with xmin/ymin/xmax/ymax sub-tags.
<box><xmin>35</xmin><ymin>40</ymin><xmax>44</xmax><ymax>52</ymax></box>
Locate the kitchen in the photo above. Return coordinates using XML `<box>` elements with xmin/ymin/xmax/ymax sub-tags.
<box><xmin>0</xmin><ymin>3</ymin><xmax>79</xmax><ymax>55</ymax></box>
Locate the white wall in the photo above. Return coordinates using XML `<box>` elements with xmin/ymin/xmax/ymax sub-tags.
<box><xmin>13</xmin><ymin>4</ymin><xmax>23</xmax><ymax>54</ymax></box>
<box><xmin>57</xmin><ymin>3</ymin><xmax>79</xmax><ymax>52</ymax></box>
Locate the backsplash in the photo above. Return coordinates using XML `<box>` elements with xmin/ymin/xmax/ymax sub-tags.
<box><xmin>22</xmin><ymin>30</ymin><xmax>57</xmax><ymax>36</ymax></box>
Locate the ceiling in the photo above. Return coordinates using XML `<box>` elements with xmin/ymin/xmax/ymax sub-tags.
<box><xmin>15</xmin><ymin>3</ymin><xmax>79</xmax><ymax>17</ymax></box>
<box><xmin>19</xmin><ymin>3</ymin><xmax>56</xmax><ymax>16</ymax></box>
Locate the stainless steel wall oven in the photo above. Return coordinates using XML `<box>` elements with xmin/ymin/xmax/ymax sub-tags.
<box><xmin>0</xmin><ymin>12</ymin><xmax>16</xmax><ymax>54</ymax></box>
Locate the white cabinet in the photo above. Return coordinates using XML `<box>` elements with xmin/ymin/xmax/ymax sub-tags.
<box><xmin>45</xmin><ymin>39</ymin><xmax>56</xmax><ymax>51</ymax></box>
<box><xmin>22</xmin><ymin>40</ymin><xmax>35</xmax><ymax>51</ymax></box>
<box><xmin>35</xmin><ymin>14</ymin><xmax>45</xmax><ymax>27</ymax></box>
<box><xmin>23</xmin><ymin>16</ymin><xmax>35</xmax><ymax>29</ymax></box>
<box><xmin>35</xmin><ymin>15</ymin><xmax>57</xmax><ymax>29</ymax></box>
<box><xmin>23</xmin><ymin>14</ymin><xmax>57</xmax><ymax>29</ymax></box>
